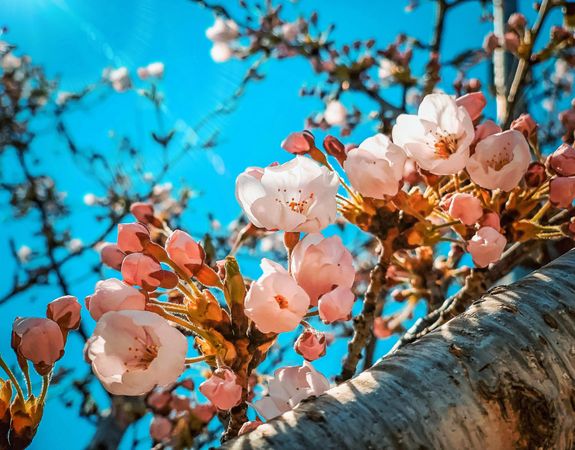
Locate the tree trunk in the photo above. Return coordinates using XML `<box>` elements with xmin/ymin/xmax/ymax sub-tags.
<box><xmin>223</xmin><ymin>249</ymin><xmax>575</xmax><ymax>449</ymax></box>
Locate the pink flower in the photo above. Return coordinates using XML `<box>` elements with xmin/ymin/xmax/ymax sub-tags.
<box><xmin>85</xmin><ymin>310</ymin><xmax>187</xmax><ymax>395</ymax></box>
<box><xmin>317</xmin><ymin>286</ymin><xmax>355</xmax><ymax>324</ymax></box>
<box><xmin>146</xmin><ymin>389</ymin><xmax>172</xmax><ymax>411</ymax></box>
<box><xmin>12</xmin><ymin>318</ymin><xmax>65</xmax><ymax>375</ymax></box>
<box><xmin>281</xmin><ymin>131</ymin><xmax>313</xmax><ymax>155</ymax></box>
<box><xmin>199</xmin><ymin>368</ymin><xmax>242</xmax><ymax>410</ymax></box>
<box><xmin>117</xmin><ymin>223</ymin><xmax>150</xmax><ymax>253</ymax></box>
<box><xmin>130</xmin><ymin>202</ymin><xmax>156</xmax><ymax>225</ymax></box>
<box><xmin>290</xmin><ymin>234</ymin><xmax>355</xmax><ymax>305</ymax></box>
<box><xmin>455</xmin><ymin>92</ymin><xmax>486</xmax><ymax>122</ymax></box>
<box><xmin>47</xmin><ymin>295</ymin><xmax>81</xmax><ymax>331</ymax></box>
<box><xmin>244</xmin><ymin>259</ymin><xmax>310</xmax><ymax>334</ymax></box>
<box><xmin>478</xmin><ymin>212</ymin><xmax>501</xmax><ymax>231</ymax></box>
<box><xmin>294</xmin><ymin>328</ymin><xmax>327</xmax><ymax>361</ymax></box>
<box><xmin>548</xmin><ymin>144</ymin><xmax>575</xmax><ymax>176</ymax></box>
<box><xmin>467</xmin><ymin>227</ymin><xmax>507</xmax><ymax>268</ymax></box>
<box><xmin>99</xmin><ymin>243</ymin><xmax>126</xmax><ymax>270</ymax></box>
<box><xmin>483</xmin><ymin>33</ymin><xmax>500</xmax><ymax>55</ymax></box>
<box><xmin>210</xmin><ymin>42</ymin><xmax>233</xmax><ymax>63</ymax></box>
<box><xmin>236</xmin><ymin>156</ymin><xmax>339</xmax><ymax>233</ymax></box>
<box><xmin>508</xmin><ymin>13</ymin><xmax>527</xmax><ymax>29</ymax></box>
<box><xmin>549</xmin><ymin>177</ymin><xmax>575</xmax><ymax>208</ymax></box>
<box><xmin>324</xmin><ymin>100</ymin><xmax>347</xmax><ymax>126</ymax></box>
<box><xmin>121</xmin><ymin>253</ymin><xmax>163</xmax><ymax>288</ymax></box>
<box><xmin>150</xmin><ymin>416</ymin><xmax>172</xmax><ymax>442</ymax></box>
<box><xmin>473</xmin><ymin>120</ymin><xmax>502</xmax><ymax>146</ymax></box>
<box><xmin>343</xmin><ymin>133</ymin><xmax>407</xmax><ymax>198</ymax></box>
<box><xmin>85</xmin><ymin>278</ymin><xmax>147</xmax><ymax>321</ymax></box>
<box><xmin>373</xmin><ymin>317</ymin><xmax>393</xmax><ymax>339</ymax></box>
<box><xmin>238</xmin><ymin>420</ymin><xmax>262</xmax><ymax>436</ymax></box>
<box><xmin>165</xmin><ymin>230</ymin><xmax>205</xmax><ymax>277</ymax></box>
<box><xmin>443</xmin><ymin>193</ymin><xmax>483</xmax><ymax>225</ymax></box>
<box><xmin>137</xmin><ymin>62</ymin><xmax>164</xmax><ymax>80</ymax></box>
<box><xmin>252</xmin><ymin>362</ymin><xmax>330</xmax><ymax>420</ymax></box>
<box><xmin>510</xmin><ymin>113</ymin><xmax>537</xmax><ymax>138</ymax></box>
<box><xmin>466</xmin><ymin>130</ymin><xmax>531</xmax><ymax>191</ymax></box>
<box><xmin>392</xmin><ymin>93</ymin><xmax>475</xmax><ymax>175</ymax></box>
<box><xmin>206</xmin><ymin>17</ymin><xmax>239</xmax><ymax>42</ymax></box>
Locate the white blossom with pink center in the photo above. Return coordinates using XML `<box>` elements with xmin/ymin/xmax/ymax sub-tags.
<box><xmin>290</xmin><ymin>233</ymin><xmax>355</xmax><ymax>306</ymax></box>
<box><xmin>244</xmin><ymin>259</ymin><xmax>310</xmax><ymax>334</ymax></box>
<box><xmin>343</xmin><ymin>133</ymin><xmax>407</xmax><ymax>199</ymax></box>
<box><xmin>252</xmin><ymin>361</ymin><xmax>330</xmax><ymax>420</ymax></box>
<box><xmin>235</xmin><ymin>156</ymin><xmax>339</xmax><ymax>233</ymax></box>
<box><xmin>392</xmin><ymin>93</ymin><xmax>474</xmax><ymax>175</ymax></box>
<box><xmin>85</xmin><ymin>310</ymin><xmax>187</xmax><ymax>396</ymax></box>
<box><xmin>466</xmin><ymin>130</ymin><xmax>531</xmax><ymax>192</ymax></box>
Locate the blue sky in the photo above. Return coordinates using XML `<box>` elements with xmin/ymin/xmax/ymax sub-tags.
<box><xmin>0</xmin><ymin>0</ymin><xmax>563</xmax><ymax>448</ymax></box>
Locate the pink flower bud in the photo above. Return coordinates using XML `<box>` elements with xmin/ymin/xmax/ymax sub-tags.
<box><xmin>130</xmin><ymin>202</ymin><xmax>156</xmax><ymax>225</ymax></box>
<box><xmin>503</xmin><ymin>32</ymin><xmax>520</xmax><ymax>53</ymax></box>
<box><xmin>121</xmin><ymin>253</ymin><xmax>163</xmax><ymax>288</ymax></box>
<box><xmin>170</xmin><ymin>394</ymin><xmax>191</xmax><ymax>412</ymax></box>
<box><xmin>455</xmin><ymin>92</ymin><xmax>486</xmax><ymax>122</ymax></box>
<box><xmin>483</xmin><ymin>33</ymin><xmax>500</xmax><ymax>55</ymax></box>
<box><xmin>99</xmin><ymin>243</ymin><xmax>126</xmax><ymax>270</ymax></box>
<box><xmin>46</xmin><ymin>295</ymin><xmax>81</xmax><ymax>331</ymax></box>
<box><xmin>318</xmin><ymin>286</ymin><xmax>355</xmax><ymax>324</ymax></box>
<box><xmin>199</xmin><ymin>368</ymin><xmax>242</xmax><ymax>410</ymax></box>
<box><xmin>524</xmin><ymin>162</ymin><xmax>547</xmax><ymax>187</ymax></box>
<box><xmin>146</xmin><ymin>389</ymin><xmax>172</xmax><ymax>412</ymax></box>
<box><xmin>238</xmin><ymin>420</ymin><xmax>262</xmax><ymax>436</ymax></box>
<box><xmin>508</xmin><ymin>13</ymin><xmax>527</xmax><ymax>30</ymax></box>
<box><xmin>548</xmin><ymin>144</ymin><xmax>575</xmax><ymax>177</ymax></box>
<box><xmin>294</xmin><ymin>328</ymin><xmax>327</xmax><ymax>361</ymax></box>
<box><xmin>467</xmin><ymin>227</ymin><xmax>507</xmax><ymax>268</ymax></box>
<box><xmin>150</xmin><ymin>416</ymin><xmax>172</xmax><ymax>442</ymax></box>
<box><xmin>12</xmin><ymin>318</ymin><xmax>65</xmax><ymax>375</ymax></box>
<box><xmin>442</xmin><ymin>193</ymin><xmax>483</xmax><ymax>225</ymax></box>
<box><xmin>117</xmin><ymin>223</ymin><xmax>150</xmax><ymax>253</ymax></box>
<box><xmin>373</xmin><ymin>317</ymin><xmax>393</xmax><ymax>339</ymax></box>
<box><xmin>549</xmin><ymin>177</ymin><xmax>575</xmax><ymax>208</ymax></box>
<box><xmin>165</xmin><ymin>230</ymin><xmax>205</xmax><ymax>277</ymax></box>
<box><xmin>510</xmin><ymin>113</ymin><xmax>537</xmax><ymax>138</ymax></box>
<box><xmin>478</xmin><ymin>212</ymin><xmax>501</xmax><ymax>232</ymax></box>
<box><xmin>323</xmin><ymin>135</ymin><xmax>347</xmax><ymax>164</ymax></box>
<box><xmin>137</xmin><ymin>67</ymin><xmax>149</xmax><ymax>80</ymax></box>
<box><xmin>85</xmin><ymin>278</ymin><xmax>147</xmax><ymax>320</ymax></box>
<box><xmin>281</xmin><ymin>131</ymin><xmax>314</xmax><ymax>155</ymax></box>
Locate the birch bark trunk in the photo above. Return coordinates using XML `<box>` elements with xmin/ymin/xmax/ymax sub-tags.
<box><xmin>223</xmin><ymin>249</ymin><xmax>575</xmax><ymax>449</ymax></box>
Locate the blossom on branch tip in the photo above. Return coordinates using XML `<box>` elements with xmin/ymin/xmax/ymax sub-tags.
<box><xmin>99</xmin><ymin>243</ymin><xmax>126</xmax><ymax>270</ymax></box>
<box><xmin>252</xmin><ymin>361</ymin><xmax>330</xmax><ymax>420</ymax></box>
<box><xmin>466</xmin><ymin>130</ymin><xmax>531</xmax><ymax>192</ymax></box>
<box><xmin>235</xmin><ymin>156</ymin><xmax>339</xmax><ymax>233</ymax></box>
<box><xmin>117</xmin><ymin>222</ymin><xmax>150</xmax><ymax>253</ymax></box>
<box><xmin>137</xmin><ymin>62</ymin><xmax>164</xmax><ymax>80</ymax></box>
<box><xmin>290</xmin><ymin>233</ymin><xmax>355</xmax><ymax>306</ymax></box>
<box><xmin>206</xmin><ymin>17</ymin><xmax>239</xmax><ymax>43</ymax></box>
<box><xmin>199</xmin><ymin>367</ymin><xmax>242</xmax><ymax>410</ymax></box>
<box><xmin>121</xmin><ymin>253</ymin><xmax>163</xmax><ymax>288</ymax></box>
<box><xmin>85</xmin><ymin>310</ymin><xmax>187</xmax><ymax>396</ymax></box>
<box><xmin>324</xmin><ymin>100</ymin><xmax>347</xmax><ymax>126</ymax></box>
<box><xmin>47</xmin><ymin>295</ymin><xmax>81</xmax><ymax>331</ymax></box>
<box><xmin>294</xmin><ymin>328</ymin><xmax>327</xmax><ymax>361</ymax></box>
<box><xmin>549</xmin><ymin>177</ymin><xmax>575</xmax><ymax>208</ymax></box>
<box><xmin>467</xmin><ymin>227</ymin><xmax>507</xmax><ymax>268</ymax></box>
<box><xmin>244</xmin><ymin>259</ymin><xmax>310</xmax><ymax>334</ymax></box>
<box><xmin>343</xmin><ymin>133</ymin><xmax>406</xmax><ymax>199</ymax></box>
<box><xmin>210</xmin><ymin>42</ymin><xmax>233</xmax><ymax>63</ymax></box>
<box><xmin>165</xmin><ymin>230</ymin><xmax>205</xmax><ymax>277</ymax></box>
<box><xmin>442</xmin><ymin>193</ymin><xmax>483</xmax><ymax>226</ymax></box>
<box><xmin>12</xmin><ymin>318</ymin><xmax>65</xmax><ymax>375</ymax></box>
<box><xmin>392</xmin><ymin>93</ymin><xmax>474</xmax><ymax>175</ymax></box>
<box><xmin>281</xmin><ymin>131</ymin><xmax>314</xmax><ymax>155</ymax></box>
<box><xmin>548</xmin><ymin>144</ymin><xmax>575</xmax><ymax>177</ymax></box>
<box><xmin>85</xmin><ymin>278</ymin><xmax>147</xmax><ymax>321</ymax></box>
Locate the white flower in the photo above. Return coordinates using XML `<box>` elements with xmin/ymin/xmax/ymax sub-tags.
<box><xmin>68</xmin><ymin>238</ymin><xmax>83</xmax><ymax>253</ymax></box>
<box><xmin>235</xmin><ymin>156</ymin><xmax>339</xmax><ymax>233</ymax></box>
<box><xmin>343</xmin><ymin>134</ymin><xmax>407</xmax><ymax>198</ymax></box>
<box><xmin>107</xmin><ymin>67</ymin><xmax>131</xmax><ymax>92</ymax></box>
<box><xmin>466</xmin><ymin>130</ymin><xmax>530</xmax><ymax>192</ymax></box>
<box><xmin>210</xmin><ymin>42</ymin><xmax>233</xmax><ymax>63</ymax></box>
<box><xmin>206</xmin><ymin>17</ymin><xmax>239</xmax><ymax>42</ymax></box>
<box><xmin>83</xmin><ymin>193</ymin><xmax>97</xmax><ymax>206</ymax></box>
<box><xmin>85</xmin><ymin>310</ymin><xmax>187</xmax><ymax>396</ymax></box>
<box><xmin>324</xmin><ymin>100</ymin><xmax>347</xmax><ymax>126</ymax></box>
<box><xmin>392</xmin><ymin>93</ymin><xmax>475</xmax><ymax>175</ymax></box>
<box><xmin>253</xmin><ymin>361</ymin><xmax>330</xmax><ymax>420</ymax></box>
<box><xmin>17</xmin><ymin>245</ymin><xmax>32</xmax><ymax>263</ymax></box>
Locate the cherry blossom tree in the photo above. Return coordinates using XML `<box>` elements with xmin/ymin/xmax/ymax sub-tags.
<box><xmin>1</xmin><ymin>0</ymin><xmax>575</xmax><ymax>449</ymax></box>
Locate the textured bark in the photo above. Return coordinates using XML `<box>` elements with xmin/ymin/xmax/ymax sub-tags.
<box><xmin>223</xmin><ymin>250</ymin><xmax>575</xmax><ymax>449</ymax></box>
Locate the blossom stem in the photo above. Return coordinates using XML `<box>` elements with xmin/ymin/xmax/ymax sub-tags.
<box><xmin>432</xmin><ymin>220</ymin><xmax>460</xmax><ymax>230</ymax></box>
<box><xmin>185</xmin><ymin>355</ymin><xmax>209</xmax><ymax>365</ymax></box>
<box><xmin>39</xmin><ymin>372</ymin><xmax>52</xmax><ymax>405</ymax></box>
<box><xmin>0</xmin><ymin>355</ymin><xmax>25</xmax><ymax>402</ymax></box>
<box><xmin>532</xmin><ymin>201</ymin><xmax>551</xmax><ymax>224</ymax></box>
<box><xmin>304</xmin><ymin>310</ymin><xmax>319</xmax><ymax>319</ymax></box>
